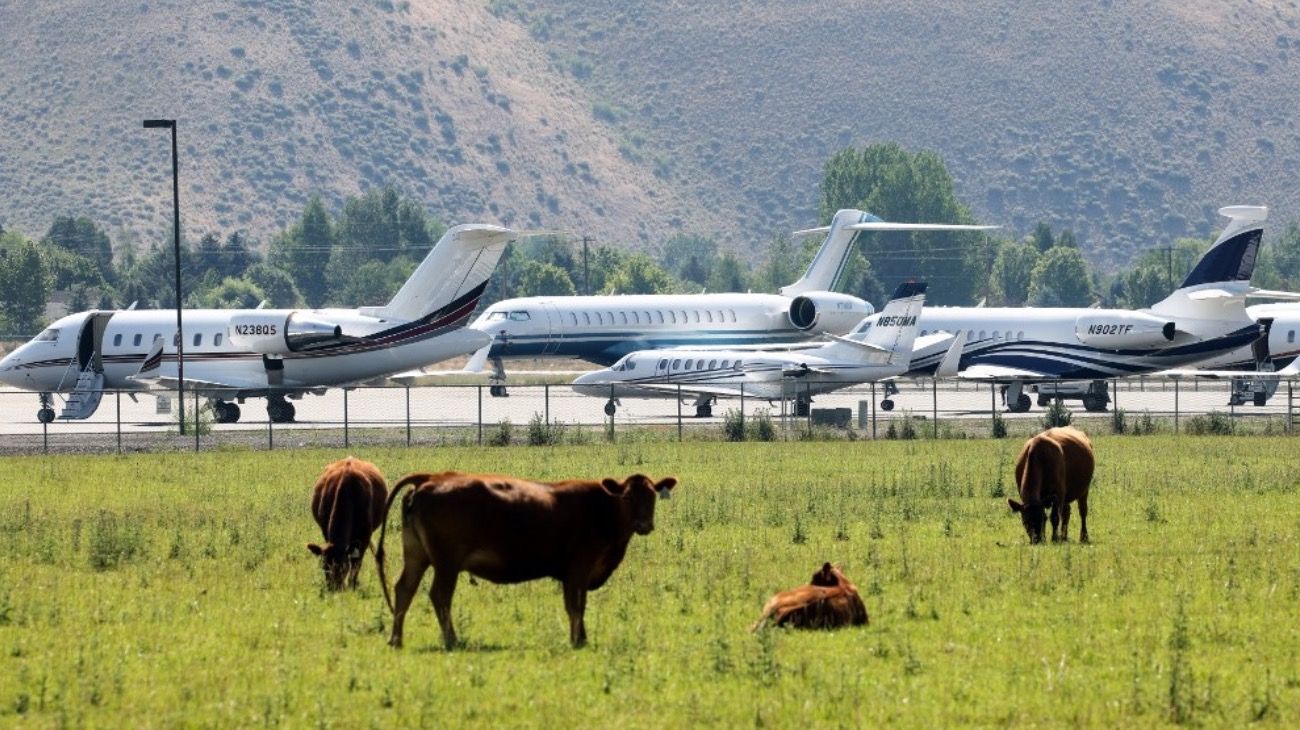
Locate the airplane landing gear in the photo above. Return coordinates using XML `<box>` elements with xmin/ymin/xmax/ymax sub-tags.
<box><xmin>37</xmin><ymin>392</ymin><xmax>55</xmax><ymax>423</ymax></box>
<box><xmin>488</xmin><ymin>357</ymin><xmax>509</xmax><ymax>397</ymax></box>
<box><xmin>880</xmin><ymin>399</ymin><xmax>895</xmax><ymax>411</ymax></box>
<box><xmin>604</xmin><ymin>400</ymin><xmax>617</xmax><ymax>417</ymax></box>
<box><xmin>489</xmin><ymin>385</ymin><xmax>509</xmax><ymax>397</ymax></box>
<box><xmin>211</xmin><ymin>401</ymin><xmax>242</xmax><ymax>424</ymax></box>
<box><xmin>1007</xmin><ymin>393</ymin><xmax>1032</xmax><ymax>413</ymax></box>
<box><xmin>693</xmin><ymin>395</ymin><xmax>715</xmax><ymax>418</ymax></box>
<box><xmin>267</xmin><ymin>397</ymin><xmax>296</xmax><ymax>423</ymax></box>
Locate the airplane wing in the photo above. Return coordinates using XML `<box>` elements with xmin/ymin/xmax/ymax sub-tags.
<box><xmin>671</xmin><ymin>342</ymin><xmax>827</xmax><ymax>353</ymax></box>
<box><xmin>934</xmin><ymin>330</ymin><xmax>966</xmax><ymax>378</ymax></box>
<box><xmin>462</xmin><ymin>344</ymin><xmax>491</xmax><ymax>373</ymax></box>
<box><xmin>956</xmin><ymin>364</ymin><xmax>1055</xmax><ymax>381</ymax></box>
<box><xmin>629</xmin><ymin>382</ymin><xmax>758</xmax><ymax>399</ymax></box>
<box><xmin>1161</xmin><ymin>357</ymin><xmax>1300</xmax><ymax>380</ymax></box>
<box><xmin>825</xmin><ymin>333</ymin><xmax>889</xmax><ymax>353</ymax></box>
<box><xmin>781</xmin><ymin>363</ymin><xmax>833</xmax><ymax>377</ymax></box>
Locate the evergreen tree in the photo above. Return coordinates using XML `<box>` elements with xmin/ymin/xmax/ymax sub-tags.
<box><xmin>1030</xmin><ymin>222</ymin><xmax>1056</xmax><ymax>253</ymax></box>
<box><xmin>244</xmin><ymin>263</ymin><xmax>302</xmax><ymax>308</ymax></box>
<box><xmin>0</xmin><ymin>235</ymin><xmax>49</xmax><ymax>333</ymax></box>
<box><xmin>269</xmin><ymin>195</ymin><xmax>333</xmax><ymax>306</ymax></box>
<box><xmin>220</xmin><ymin>231</ymin><xmax>258</xmax><ymax>279</ymax></box>
<box><xmin>43</xmin><ymin>216</ymin><xmax>114</xmax><ymax>283</ymax></box>
<box><xmin>705</xmin><ymin>252</ymin><xmax>749</xmax><ymax>293</ymax></box>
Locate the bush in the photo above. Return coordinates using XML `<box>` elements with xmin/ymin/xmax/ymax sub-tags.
<box><xmin>1184</xmin><ymin>410</ymin><xmax>1234</xmax><ymax>436</ymax></box>
<box><xmin>1041</xmin><ymin>399</ymin><xmax>1073</xmax><ymax>429</ymax></box>
<box><xmin>1111</xmin><ymin>408</ymin><xmax>1127</xmax><ymax>434</ymax></box>
<box><xmin>1130</xmin><ymin>410</ymin><xmax>1159</xmax><ymax>435</ymax></box>
<box><xmin>489</xmin><ymin>418</ymin><xmax>513</xmax><ymax>446</ymax></box>
<box><xmin>991</xmin><ymin>411</ymin><xmax>1008</xmax><ymax>439</ymax></box>
<box><xmin>526</xmin><ymin>412</ymin><xmax>566</xmax><ymax>446</ymax></box>
<box><xmin>88</xmin><ymin>512</ymin><xmax>145</xmax><ymax>571</ymax></box>
<box><xmin>722</xmin><ymin>409</ymin><xmax>746</xmax><ymax>442</ymax></box>
<box><xmin>750</xmin><ymin>409</ymin><xmax>776</xmax><ymax>442</ymax></box>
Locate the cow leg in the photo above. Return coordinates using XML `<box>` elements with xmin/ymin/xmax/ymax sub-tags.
<box><xmin>388</xmin><ymin>551</ymin><xmax>430</xmax><ymax>648</ymax></box>
<box><xmin>1058</xmin><ymin>502</ymin><xmax>1072</xmax><ymax>542</ymax></box>
<box><xmin>1049</xmin><ymin>502</ymin><xmax>1061</xmax><ymax>542</ymax></box>
<box><xmin>1078</xmin><ymin>494</ymin><xmax>1089</xmax><ymax>544</ymax></box>
<box><xmin>562</xmin><ymin>579</ymin><xmax>589</xmax><ymax>648</ymax></box>
<box><xmin>430</xmin><ymin>567</ymin><xmax>460</xmax><ymax>650</ymax></box>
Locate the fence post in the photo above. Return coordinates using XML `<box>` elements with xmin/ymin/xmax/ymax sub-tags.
<box><xmin>805</xmin><ymin>381</ymin><xmax>812</xmax><ymax>433</ymax></box>
<box><xmin>267</xmin><ymin>405</ymin><xmax>273</xmax><ymax>451</ymax></box>
<box><xmin>545</xmin><ymin>385</ymin><xmax>550</xmax><ymax>426</ymax></box>
<box><xmin>194</xmin><ymin>389</ymin><xmax>200</xmax><ymax>452</ymax></box>
<box><xmin>677</xmin><ymin>384</ymin><xmax>683</xmax><ymax>442</ymax></box>
<box><xmin>405</xmin><ymin>385</ymin><xmax>411</xmax><ymax>447</ymax></box>
<box><xmin>932</xmin><ymin>377</ymin><xmax>938</xmax><ymax>438</ymax></box>
<box><xmin>608</xmin><ymin>383</ymin><xmax>615</xmax><ymax>442</ymax></box>
<box><xmin>1289</xmin><ymin>380</ymin><xmax>1294</xmax><ymax>434</ymax></box>
<box><xmin>739</xmin><ymin>382</ymin><xmax>745</xmax><ymax>434</ymax></box>
<box><xmin>343</xmin><ymin>388</ymin><xmax>350</xmax><ymax>449</ymax></box>
<box><xmin>477</xmin><ymin>385</ymin><xmax>483</xmax><ymax>446</ymax></box>
<box><xmin>1174</xmin><ymin>378</ymin><xmax>1180</xmax><ymax>434</ymax></box>
<box><xmin>871</xmin><ymin>381</ymin><xmax>877</xmax><ymax>440</ymax></box>
<box><xmin>116</xmin><ymin>390</ymin><xmax>122</xmax><ymax>454</ymax></box>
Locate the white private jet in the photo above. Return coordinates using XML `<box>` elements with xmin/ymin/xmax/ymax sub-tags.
<box><xmin>467</xmin><ymin>209</ymin><xmax>995</xmax><ymax>395</ymax></box>
<box><xmin>896</xmin><ymin>205</ymin><xmax>1271</xmax><ymax>412</ymax></box>
<box><xmin>0</xmin><ymin>224</ymin><xmax>514</xmax><ymax>423</ymax></box>
<box><xmin>571</xmin><ymin>282</ymin><xmax>960</xmax><ymax>416</ymax></box>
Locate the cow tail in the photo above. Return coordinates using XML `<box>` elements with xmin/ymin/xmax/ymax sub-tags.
<box><xmin>375</xmin><ymin>473</ymin><xmax>430</xmax><ymax>614</ymax></box>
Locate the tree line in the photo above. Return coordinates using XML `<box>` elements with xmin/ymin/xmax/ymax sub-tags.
<box><xmin>5</xmin><ymin>143</ymin><xmax>1300</xmax><ymax>337</ymax></box>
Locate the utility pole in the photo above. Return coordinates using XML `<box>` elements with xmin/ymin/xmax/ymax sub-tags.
<box><xmin>1161</xmin><ymin>245</ymin><xmax>1174</xmax><ymax>291</ymax></box>
<box><xmin>582</xmin><ymin>235</ymin><xmax>593</xmax><ymax>295</ymax></box>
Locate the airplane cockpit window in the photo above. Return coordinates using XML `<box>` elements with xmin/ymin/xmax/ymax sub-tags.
<box><xmin>508</xmin><ymin>311</ymin><xmax>531</xmax><ymax>321</ymax></box>
<box><xmin>486</xmin><ymin>311</ymin><xmax>507</xmax><ymax>321</ymax></box>
<box><xmin>35</xmin><ymin>328</ymin><xmax>59</xmax><ymax>342</ymax></box>
<box><xmin>611</xmin><ymin>355</ymin><xmax>630</xmax><ymax>371</ymax></box>
<box><xmin>133</xmin><ymin>334</ymin><xmax>143</xmax><ymax>347</ymax></box>
<box><xmin>626</xmin><ymin>359</ymin><xmax>636</xmax><ymax>370</ymax></box>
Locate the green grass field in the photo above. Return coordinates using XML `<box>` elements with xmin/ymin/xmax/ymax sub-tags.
<box><xmin>2</xmin><ymin>436</ymin><xmax>1298</xmax><ymax>727</ymax></box>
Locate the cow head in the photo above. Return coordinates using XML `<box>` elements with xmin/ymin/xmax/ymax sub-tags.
<box><xmin>1007</xmin><ymin>499</ymin><xmax>1047</xmax><ymax>544</ymax></box>
<box><xmin>810</xmin><ymin>562</ymin><xmax>841</xmax><ymax>587</ymax></box>
<box><xmin>307</xmin><ymin>541</ymin><xmax>363</xmax><ymax>590</ymax></box>
<box><xmin>602</xmin><ymin>474</ymin><xmax>678</xmax><ymax>535</ymax></box>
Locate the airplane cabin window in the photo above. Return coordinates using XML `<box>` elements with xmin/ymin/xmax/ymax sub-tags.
<box><xmin>133</xmin><ymin>334</ymin><xmax>142</xmax><ymax>347</ymax></box>
<box><xmin>708</xmin><ymin>359</ymin><xmax>718</xmax><ymax>369</ymax></box>
<box><xmin>173</xmin><ymin>333</ymin><xmax>180</xmax><ymax>346</ymax></box>
<box><xmin>692</xmin><ymin>311</ymin><xmax>700</xmax><ymax>323</ymax></box>
<box><xmin>728</xmin><ymin>310</ymin><xmax>737</xmax><ymax>322</ymax></box>
<box><xmin>193</xmin><ymin>333</ymin><xmax>202</xmax><ymax>347</ymax></box>
<box><xmin>606</xmin><ymin>312</ymin><xmax>614</xmax><ymax>325</ymax></box>
<box><xmin>620</xmin><ymin>312</ymin><xmax>628</xmax><ymax>325</ymax></box>
<box><xmin>734</xmin><ymin>359</ymin><xmax>743</xmax><ymax>369</ymax></box>
<box><xmin>569</xmin><ymin>313</ymin><xmax>578</xmax><ymax>326</ymax></box>
<box><xmin>705</xmin><ymin>311</ymin><xmax>713</xmax><ymax>323</ymax></box>
<box><xmin>644</xmin><ymin>311</ymin><xmax>652</xmax><ymax>324</ymax></box>
<box><xmin>113</xmin><ymin>334</ymin><xmax>122</xmax><ymax>347</ymax></box>
<box><xmin>583</xmin><ymin>313</ymin><xmax>591</xmax><ymax>325</ymax></box>
<box><xmin>656</xmin><ymin>311</ymin><xmax>664</xmax><ymax>324</ymax></box>
<box><xmin>154</xmin><ymin>334</ymin><xmax>162</xmax><ymax>343</ymax></box>
<box><xmin>215</xmin><ymin>333</ymin><xmax>223</xmax><ymax>347</ymax></box>
<box><xmin>966</xmin><ymin>331</ymin><xmax>974</xmax><ymax>342</ymax></box>
<box><xmin>672</xmin><ymin>359</ymin><xmax>681</xmax><ymax>370</ymax></box>
<box><xmin>35</xmin><ymin>328</ymin><xmax>59</xmax><ymax>342</ymax></box>
<box><xmin>1290</xmin><ymin>330</ymin><xmax>1296</xmax><ymax>344</ymax></box>
<box><xmin>668</xmin><ymin>311</ymin><xmax>677</xmax><ymax>324</ymax></box>
<box><xmin>1005</xmin><ymin>331</ymin><xmax>1012</xmax><ymax>341</ymax></box>
<box><xmin>921</xmin><ymin>330</ymin><xmax>928</xmax><ymax>336</ymax></box>
<box><xmin>979</xmin><ymin>330</ymin><xmax>986</xmax><ymax>340</ymax></box>
<box><xmin>659</xmin><ymin>358</ymin><xmax>668</xmax><ymax>370</ymax></box>
<box><xmin>684</xmin><ymin>359</ymin><xmax>694</xmax><ymax>370</ymax></box>
<box><xmin>680</xmin><ymin>311</ymin><xmax>687</xmax><ymax>322</ymax></box>
<box><xmin>1017</xmin><ymin>331</ymin><xmax>1024</xmax><ymax>340</ymax></box>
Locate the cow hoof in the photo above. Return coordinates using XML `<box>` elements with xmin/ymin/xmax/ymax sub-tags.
<box><xmin>388</xmin><ymin>636</ymin><xmax>403</xmax><ymax>649</ymax></box>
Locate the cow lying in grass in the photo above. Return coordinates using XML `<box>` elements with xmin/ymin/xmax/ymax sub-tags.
<box><xmin>307</xmin><ymin>457</ymin><xmax>389</xmax><ymax>590</ymax></box>
<box><xmin>1008</xmin><ymin>426</ymin><xmax>1095</xmax><ymax>544</ymax></box>
<box><xmin>752</xmin><ymin>563</ymin><xmax>869</xmax><ymax>631</ymax></box>
<box><xmin>376</xmin><ymin>471</ymin><xmax>678</xmax><ymax>649</ymax></box>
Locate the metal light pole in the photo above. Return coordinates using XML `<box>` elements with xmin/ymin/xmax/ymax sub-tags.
<box><xmin>143</xmin><ymin>119</ymin><xmax>185</xmax><ymax>434</ymax></box>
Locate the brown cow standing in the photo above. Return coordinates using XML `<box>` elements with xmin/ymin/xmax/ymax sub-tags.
<box><xmin>376</xmin><ymin>471</ymin><xmax>677</xmax><ymax>649</ymax></box>
<box><xmin>752</xmin><ymin>563</ymin><xmax>869</xmax><ymax>631</ymax></box>
<box><xmin>1008</xmin><ymin>426</ymin><xmax>1095</xmax><ymax>544</ymax></box>
<box><xmin>307</xmin><ymin>457</ymin><xmax>388</xmax><ymax>590</ymax></box>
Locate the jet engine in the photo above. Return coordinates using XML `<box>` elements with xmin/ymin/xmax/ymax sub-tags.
<box><xmin>786</xmin><ymin>292</ymin><xmax>872</xmax><ymax>335</ymax></box>
<box><xmin>228</xmin><ymin>312</ymin><xmax>345</xmax><ymax>354</ymax></box>
<box><xmin>1074</xmin><ymin>311</ymin><xmax>1175</xmax><ymax>350</ymax></box>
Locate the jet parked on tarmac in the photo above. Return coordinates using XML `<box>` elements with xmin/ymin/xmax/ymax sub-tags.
<box><xmin>0</xmin><ymin>224</ymin><xmax>514</xmax><ymax>423</ymax></box>
<box><xmin>466</xmin><ymin>209</ymin><xmax>995</xmax><ymax>395</ymax></box>
<box><xmin>571</xmin><ymin>282</ymin><xmax>961</xmax><ymax>417</ymax></box>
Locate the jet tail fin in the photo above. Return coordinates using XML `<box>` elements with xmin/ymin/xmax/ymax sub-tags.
<box><xmin>1151</xmin><ymin>206</ymin><xmax>1267</xmax><ymax>315</ymax></box>
<box><xmin>858</xmin><ymin>282</ymin><xmax>927</xmax><ymax>366</ymax></box>
<box><xmin>379</xmin><ymin>224</ymin><xmax>515</xmax><ymax>323</ymax></box>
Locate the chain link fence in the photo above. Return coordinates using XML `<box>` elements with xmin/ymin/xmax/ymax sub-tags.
<box><xmin>2</xmin><ymin>375</ymin><xmax>1297</xmax><ymax>455</ymax></box>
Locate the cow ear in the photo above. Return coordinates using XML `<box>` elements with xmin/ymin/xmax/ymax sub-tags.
<box><xmin>307</xmin><ymin>543</ymin><xmax>324</xmax><ymax>556</ymax></box>
<box><xmin>1007</xmin><ymin>499</ymin><xmax>1024</xmax><ymax>513</ymax></box>
<box><xmin>654</xmin><ymin>477</ymin><xmax>678</xmax><ymax>494</ymax></box>
<box><xmin>601</xmin><ymin>478</ymin><xmax>626</xmax><ymax>495</ymax></box>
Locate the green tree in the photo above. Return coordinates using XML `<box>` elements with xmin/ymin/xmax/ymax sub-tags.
<box><xmin>1028</xmin><ymin>246</ymin><xmax>1094</xmax><ymax>306</ymax></box>
<box><xmin>1030</xmin><ymin>222</ymin><xmax>1055</xmax><ymax>253</ymax></box>
<box><xmin>756</xmin><ymin>234</ymin><xmax>805</xmax><ymax>293</ymax></box>
<box><xmin>607</xmin><ymin>253</ymin><xmax>674</xmax><ymax>294</ymax></box>
<box><xmin>43</xmin><ymin>216</ymin><xmax>114</xmax><ymax>283</ymax></box>
<box><xmin>336</xmin><ymin>260</ymin><xmax>396</xmax><ymax>306</ymax></box>
<box><xmin>705</xmin><ymin>252</ymin><xmax>748</xmax><ymax>293</ymax></box>
<box><xmin>220</xmin><ymin>231</ymin><xmax>258</xmax><ymax>280</ymax></box>
<box><xmin>269</xmin><ymin>195</ymin><xmax>334</xmax><ymax>306</ymax></box>
<box><xmin>516</xmin><ymin>260</ymin><xmax>576</xmax><ymax>297</ymax></box>
<box><xmin>659</xmin><ymin>234</ymin><xmax>717</xmax><ymax>288</ymax></box>
<box><xmin>0</xmin><ymin>234</ymin><xmax>50</xmax><ymax>333</ymax></box>
<box><xmin>197</xmin><ymin>277</ymin><xmax>267</xmax><ymax>309</ymax></box>
<box><xmin>989</xmin><ymin>241</ymin><xmax>1039</xmax><ymax>306</ymax></box>
<box><xmin>1123</xmin><ymin>266</ymin><xmax>1167</xmax><ymax>308</ymax></box>
<box><xmin>244</xmin><ymin>263</ymin><xmax>302</xmax><ymax>308</ymax></box>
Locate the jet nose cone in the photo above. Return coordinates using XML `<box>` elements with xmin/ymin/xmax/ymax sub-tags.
<box><xmin>570</xmin><ymin>370</ymin><xmax>610</xmax><ymax>396</ymax></box>
<box><xmin>0</xmin><ymin>354</ymin><xmax>22</xmax><ymax>387</ymax></box>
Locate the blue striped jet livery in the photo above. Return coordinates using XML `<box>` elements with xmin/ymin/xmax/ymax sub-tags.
<box><xmin>572</xmin><ymin>282</ymin><xmax>947</xmax><ymax>416</ymax></box>
<box><xmin>895</xmin><ymin>205</ymin><xmax>1270</xmax><ymax>412</ymax></box>
<box><xmin>464</xmin><ymin>209</ymin><xmax>995</xmax><ymax>395</ymax></box>
<box><xmin>0</xmin><ymin>225</ymin><xmax>514</xmax><ymax>424</ymax></box>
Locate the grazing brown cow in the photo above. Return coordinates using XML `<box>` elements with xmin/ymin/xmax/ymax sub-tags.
<box><xmin>1008</xmin><ymin>426</ymin><xmax>1095</xmax><ymax>544</ymax></box>
<box><xmin>376</xmin><ymin>471</ymin><xmax>677</xmax><ymax>649</ymax></box>
<box><xmin>307</xmin><ymin>457</ymin><xmax>388</xmax><ymax>590</ymax></box>
<box><xmin>752</xmin><ymin>563</ymin><xmax>869</xmax><ymax>631</ymax></box>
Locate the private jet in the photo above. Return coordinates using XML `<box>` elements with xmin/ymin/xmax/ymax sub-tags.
<box><xmin>0</xmin><ymin>224</ymin><xmax>514</xmax><ymax>423</ymax></box>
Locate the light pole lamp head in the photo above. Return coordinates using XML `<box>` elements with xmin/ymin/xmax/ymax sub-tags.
<box><xmin>142</xmin><ymin>119</ymin><xmax>175</xmax><ymax>129</ymax></box>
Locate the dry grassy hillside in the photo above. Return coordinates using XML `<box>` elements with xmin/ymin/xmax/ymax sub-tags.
<box><xmin>0</xmin><ymin>0</ymin><xmax>712</xmax><ymax>248</ymax></box>
<box><xmin>524</xmin><ymin>0</ymin><xmax>1300</xmax><ymax>267</ymax></box>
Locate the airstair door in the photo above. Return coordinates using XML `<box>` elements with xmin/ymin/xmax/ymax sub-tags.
<box><xmin>60</xmin><ymin>312</ymin><xmax>114</xmax><ymax>420</ymax></box>
<box><xmin>541</xmin><ymin>303</ymin><xmax>565</xmax><ymax>355</ymax></box>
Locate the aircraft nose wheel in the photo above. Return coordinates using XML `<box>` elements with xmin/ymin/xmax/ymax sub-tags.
<box><xmin>604</xmin><ymin>400</ymin><xmax>617</xmax><ymax>417</ymax></box>
<box><xmin>37</xmin><ymin>408</ymin><xmax>56</xmax><ymax>424</ymax></box>
<box><xmin>880</xmin><ymin>399</ymin><xmax>895</xmax><ymax>412</ymax></box>
<box><xmin>1007</xmin><ymin>393</ymin><xmax>1032</xmax><ymax>413</ymax></box>
<box><xmin>212</xmin><ymin>402</ymin><xmax>242</xmax><ymax>424</ymax></box>
<box><xmin>695</xmin><ymin>404</ymin><xmax>713</xmax><ymax>418</ymax></box>
<box><xmin>489</xmin><ymin>385</ymin><xmax>509</xmax><ymax>397</ymax></box>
